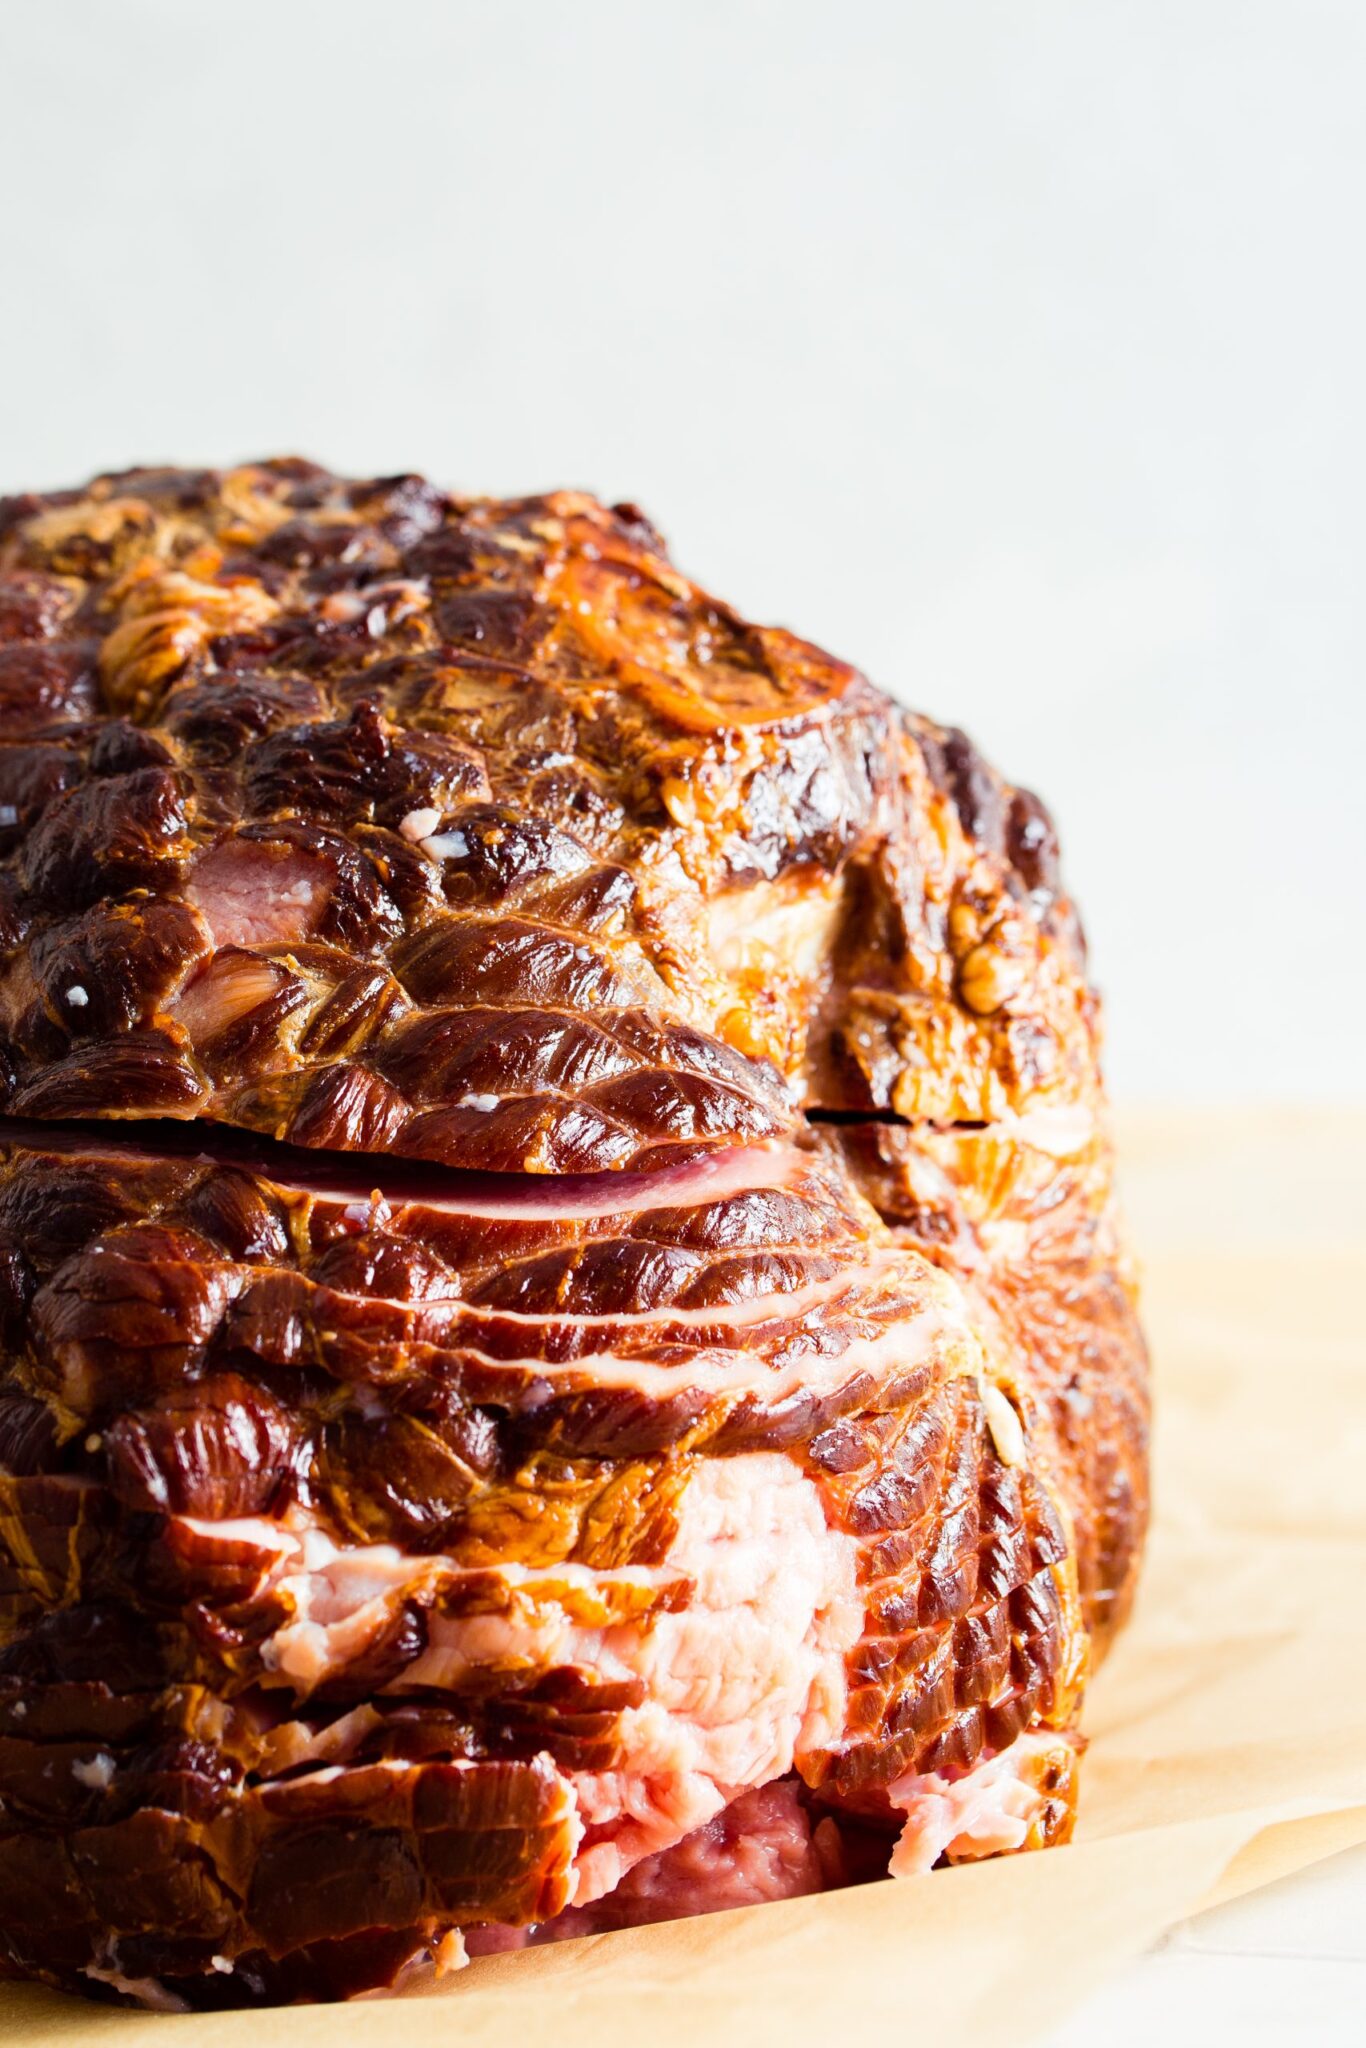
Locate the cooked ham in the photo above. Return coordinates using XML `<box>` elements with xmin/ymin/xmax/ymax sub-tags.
<box><xmin>471</xmin><ymin>1777</ymin><xmax>847</xmax><ymax>1950</ymax></box>
<box><xmin>888</xmin><ymin>1729</ymin><xmax>1080</xmax><ymax>1876</ymax></box>
<box><xmin>186</xmin><ymin>837</ymin><xmax>333</xmax><ymax>950</ymax></box>
<box><xmin>0</xmin><ymin>462</ymin><xmax>1146</xmax><ymax>2008</ymax></box>
<box><xmin>170</xmin><ymin>950</ymin><xmax>306</xmax><ymax>1048</ymax></box>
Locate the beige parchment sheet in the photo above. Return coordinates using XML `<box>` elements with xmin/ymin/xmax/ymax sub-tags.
<box><xmin>4</xmin><ymin>1107</ymin><xmax>1364</xmax><ymax>2046</ymax></box>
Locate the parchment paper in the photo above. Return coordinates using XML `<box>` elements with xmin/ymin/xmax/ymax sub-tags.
<box><xmin>4</xmin><ymin>1108</ymin><xmax>1364</xmax><ymax>2046</ymax></box>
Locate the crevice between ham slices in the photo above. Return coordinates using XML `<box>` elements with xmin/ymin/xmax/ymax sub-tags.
<box><xmin>0</xmin><ymin>1115</ymin><xmax>804</xmax><ymax>1220</ymax></box>
<box><xmin>805</xmin><ymin>1102</ymin><xmax>1096</xmax><ymax>1158</ymax></box>
<box><xmin>0</xmin><ymin>1095</ymin><xmax>1095</xmax><ymax>1214</ymax></box>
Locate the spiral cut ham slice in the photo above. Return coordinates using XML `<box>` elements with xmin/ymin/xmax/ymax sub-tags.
<box><xmin>0</xmin><ymin>1121</ymin><xmax>1085</xmax><ymax>2001</ymax></box>
<box><xmin>0</xmin><ymin>462</ymin><xmax>1145</xmax><ymax>2007</ymax></box>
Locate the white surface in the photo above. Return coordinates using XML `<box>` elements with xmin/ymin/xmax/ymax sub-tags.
<box><xmin>1045</xmin><ymin>1843</ymin><xmax>1366</xmax><ymax>2046</ymax></box>
<box><xmin>0</xmin><ymin>0</ymin><xmax>1362</xmax><ymax>1101</ymax></box>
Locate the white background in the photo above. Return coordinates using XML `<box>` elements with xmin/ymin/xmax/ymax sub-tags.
<box><xmin>1</xmin><ymin>1</ymin><xmax>1362</xmax><ymax>1104</ymax></box>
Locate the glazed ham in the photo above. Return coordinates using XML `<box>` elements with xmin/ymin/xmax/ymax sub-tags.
<box><xmin>0</xmin><ymin>462</ymin><xmax>1146</xmax><ymax>2007</ymax></box>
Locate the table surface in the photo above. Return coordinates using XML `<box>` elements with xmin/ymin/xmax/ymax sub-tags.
<box><xmin>1045</xmin><ymin>1840</ymin><xmax>1366</xmax><ymax>2043</ymax></box>
<box><xmin>1043</xmin><ymin>1108</ymin><xmax>1366</xmax><ymax>2044</ymax></box>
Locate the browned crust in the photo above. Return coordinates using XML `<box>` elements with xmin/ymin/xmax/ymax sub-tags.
<box><xmin>0</xmin><ymin>460</ymin><xmax>1142</xmax><ymax>2005</ymax></box>
<box><xmin>0</xmin><ymin>461</ymin><xmax>1098</xmax><ymax>1165</ymax></box>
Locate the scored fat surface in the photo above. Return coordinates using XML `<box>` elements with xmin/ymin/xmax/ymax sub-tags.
<box><xmin>0</xmin><ymin>463</ymin><xmax>1146</xmax><ymax>2005</ymax></box>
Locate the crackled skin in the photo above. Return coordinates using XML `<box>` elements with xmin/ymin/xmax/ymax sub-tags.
<box><xmin>0</xmin><ymin>463</ymin><xmax>1145</xmax><ymax>2007</ymax></box>
<box><xmin>0</xmin><ymin>461</ymin><xmax>1095</xmax><ymax>1164</ymax></box>
<box><xmin>832</xmin><ymin>1118</ymin><xmax>1148</xmax><ymax>1650</ymax></box>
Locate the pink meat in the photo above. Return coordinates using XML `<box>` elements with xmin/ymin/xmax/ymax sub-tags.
<box><xmin>187</xmin><ymin>838</ymin><xmax>331</xmax><ymax>948</ymax></box>
<box><xmin>564</xmin><ymin>1454</ymin><xmax>861</xmax><ymax>1905</ymax></box>
<box><xmin>888</xmin><ymin>1730</ymin><xmax>1070</xmax><ymax>1875</ymax></box>
<box><xmin>182</xmin><ymin>1452</ymin><xmax>864</xmax><ymax>1911</ymax></box>
<box><xmin>467</xmin><ymin>1779</ymin><xmax>845</xmax><ymax>1952</ymax></box>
